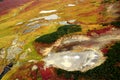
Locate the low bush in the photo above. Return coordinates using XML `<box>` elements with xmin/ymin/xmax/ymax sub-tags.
<box><xmin>35</xmin><ymin>25</ymin><xmax>81</xmax><ymax>43</ymax></box>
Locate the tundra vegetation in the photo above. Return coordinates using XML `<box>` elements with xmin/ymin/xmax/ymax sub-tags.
<box><xmin>35</xmin><ymin>25</ymin><xmax>81</xmax><ymax>43</ymax></box>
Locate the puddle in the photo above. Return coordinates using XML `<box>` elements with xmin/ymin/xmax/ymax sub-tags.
<box><xmin>59</xmin><ymin>21</ymin><xmax>69</xmax><ymax>25</ymax></box>
<box><xmin>67</xmin><ymin>4</ymin><xmax>76</xmax><ymax>7</ymax></box>
<box><xmin>42</xmin><ymin>14</ymin><xmax>60</xmax><ymax>20</ymax></box>
<box><xmin>40</xmin><ymin>10</ymin><xmax>57</xmax><ymax>14</ymax></box>
<box><xmin>16</xmin><ymin>22</ymin><xmax>24</xmax><ymax>26</ymax></box>
<box><xmin>29</xmin><ymin>24</ymin><xmax>41</xmax><ymax>29</ymax></box>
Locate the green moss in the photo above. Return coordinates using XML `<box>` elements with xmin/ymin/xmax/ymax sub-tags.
<box><xmin>35</xmin><ymin>25</ymin><xmax>81</xmax><ymax>43</ymax></box>
<box><xmin>56</xmin><ymin>42</ymin><xmax>120</xmax><ymax>80</ymax></box>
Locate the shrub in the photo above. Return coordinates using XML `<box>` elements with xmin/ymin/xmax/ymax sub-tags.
<box><xmin>35</xmin><ymin>25</ymin><xmax>81</xmax><ymax>43</ymax></box>
<box><xmin>110</xmin><ymin>21</ymin><xmax>120</xmax><ymax>27</ymax></box>
<box><xmin>102</xmin><ymin>21</ymin><xmax>120</xmax><ymax>27</ymax></box>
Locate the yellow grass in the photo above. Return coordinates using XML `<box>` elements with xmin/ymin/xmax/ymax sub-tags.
<box><xmin>0</xmin><ymin>0</ymin><xmax>105</xmax><ymax>79</ymax></box>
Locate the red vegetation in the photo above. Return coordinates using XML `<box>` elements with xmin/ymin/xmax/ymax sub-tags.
<box><xmin>87</xmin><ymin>26</ymin><xmax>113</xmax><ymax>36</ymax></box>
<box><xmin>101</xmin><ymin>48</ymin><xmax>109</xmax><ymax>55</ymax></box>
<box><xmin>21</xmin><ymin>0</ymin><xmax>55</xmax><ymax>13</ymax></box>
<box><xmin>34</xmin><ymin>62</ymin><xmax>74</xmax><ymax>80</ymax></box>
<box><xmin>0</xmin><ymin>0</ymin><xmax>32</xmax><ymax>15</ymax></box>
<box><xmin>87</xmin><ymin>26</ymin><xmax>114</xmax><ymax>54</ymax></box>
<box><xmin>35</xmin><ymin>62</ymin><xmax>55</xmax><ymax>80</ymax></box>
<box><xmin>39</xmin><ymin>68</ymin><xmax>55</xmax><ymax>80</ymax></box>
<box><xmin>21</xmin><ymin>0</ymin><xmax>39</xmax><ymax>13</ymax></box>
<box><xmin>11</xmin><ymin>61</ymin><xmax>71</xmax><ymax>80</ymax></box>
